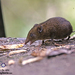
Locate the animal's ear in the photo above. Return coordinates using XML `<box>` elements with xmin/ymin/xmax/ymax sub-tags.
<box><xmin>37</xmin><ymin>26</ymin><xmax>43</xmax><ymax>33</ymax></box>
<box><xmin>33</xmin><ymin>24</ymin><xmax>38</xmax><ymax>28</ymax></box>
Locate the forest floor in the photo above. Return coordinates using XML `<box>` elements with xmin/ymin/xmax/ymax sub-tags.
<box><xmin>0</xmin><ymin>36</ymin><xmax>75</xmax><ymax>75</ymax></box>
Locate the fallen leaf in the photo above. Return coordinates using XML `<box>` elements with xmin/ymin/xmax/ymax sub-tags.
<box><xmin>0</xmin><ymin>43</ymin><xmax>24</xmax><ymax>50</ymax></box>
<box><xmin>31</xmin><ymin>48</ymin><xmax>47</xmax><ymax>57</ymax></box>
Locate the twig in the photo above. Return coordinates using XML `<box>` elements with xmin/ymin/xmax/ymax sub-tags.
<box><xmin>8</xmin><ymin>50</ymin><xmax>27</xmax><ymax>56</ymax></box>
<box><xmin>19</xmin><ymin>57</ymin><xmax>43</xmax><ymax>65</ymax></box>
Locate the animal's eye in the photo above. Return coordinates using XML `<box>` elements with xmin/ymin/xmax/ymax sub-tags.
<box><xmin>30</xmin><ymin>33</ymin><xmax>33</xmax><ymax>37</ymax></box>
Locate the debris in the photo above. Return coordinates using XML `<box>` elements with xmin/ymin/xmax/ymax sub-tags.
<box><xmin>8</xmin><ymin>50</ymin><xmax>27</xmax><ymax>56</ymax></box>
<box><xmin>19</xmin><ymin>57</ymin><xmax>43</xmax><ymax>65</ymax></box>
<box><xmin>0</xmin><ymin>43</ymin><xmax>24</xmax><ymax>50</ymax></box>
<box><xmin>0</xmin><ymin>37</ymin><xmax>75</xmax><ymax>66</ymax></box>
<box><xmin>8</xmin><ymin>60</ymin><xmax>15</xmax><ymax>65</ymax></box>
<box><xmin>31</xmin><ymin>45</ymin><xmax>75</xmax><ymax>57</ymax></box>
<box><xmin>46</xmin><ymin>45</ymin><xmax>75</xmax><ymax>56</ymax></box>
<box><xmin>46</xmin><ymin>49</ymin><xmax>75</xmax><ymax>56</ymax></box>
<box><xmin>54</xmin><ymin>43</ymin><xmax>65</xmax><ymax>46</ymax></box>
<box><xmin>31</xmin><ymin>48</ymin><xmax>47</xmax><ymax>57</ymax></box>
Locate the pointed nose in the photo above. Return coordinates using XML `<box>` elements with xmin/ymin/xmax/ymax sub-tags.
<box><xmin>25</xmin><ymin>39</ymin><xmax>29</xmax><ymax>45</ymax></box>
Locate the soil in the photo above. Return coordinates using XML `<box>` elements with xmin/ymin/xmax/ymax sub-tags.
<box><xmin>0</xmin><ymin>37</ymin><xmax>75</xmax><ymax>75</ymax></box>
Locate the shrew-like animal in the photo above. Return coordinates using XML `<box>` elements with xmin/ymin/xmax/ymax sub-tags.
<box><xmin>25</xmin><ymin>17</ymin><xmax>73</xmax><ymax>45</ymax></box>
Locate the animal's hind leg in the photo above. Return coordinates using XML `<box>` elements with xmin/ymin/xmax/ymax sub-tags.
<box><xmin>67</xmin><ymin>35</ymin><xmax>70</xmax><ymax>40</ymax></box>
<box><xmin>42</xmin><ymin>40</ymin><xmax>44</xmax><ymax>45</ymax></box>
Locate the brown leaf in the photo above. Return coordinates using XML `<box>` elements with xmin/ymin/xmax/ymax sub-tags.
<box><xmin>0</xmin><ymin>43</ymin><xmax>24</xmax><ymax>50</ymax></box>
<box><xmin>31</xmin><ymin>48</ymin><xmax>47</xmax><ymax>57</ymax></box>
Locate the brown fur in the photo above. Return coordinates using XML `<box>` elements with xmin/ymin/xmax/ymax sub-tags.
<box><xmin>25</xmin><ymin>17</ymin><xmax>73</xmax><ymax>45</ymax></box>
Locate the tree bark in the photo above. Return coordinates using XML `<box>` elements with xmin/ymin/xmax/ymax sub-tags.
<box><xmin>0</xmin><ymin>1</ymin><xmax>6</xmax><ymax>37</ymax></box>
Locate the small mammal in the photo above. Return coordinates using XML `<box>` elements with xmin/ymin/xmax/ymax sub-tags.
<box><xmin>25</xmin><ymin>17</ymin><xmax>73</xmax><ymax>45</ymax></box>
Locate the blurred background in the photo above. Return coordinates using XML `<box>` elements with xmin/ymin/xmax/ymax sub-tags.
<box><xmin>1</xmin><ymin>0</ymin><xmax>75</xmax><ymax>37</ymax></box>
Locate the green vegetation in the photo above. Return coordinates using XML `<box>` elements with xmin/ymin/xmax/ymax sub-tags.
<box><xmin>1</xmin><ymin>0</ymin><xmax>75</xmax><ymax>37</ymax></box>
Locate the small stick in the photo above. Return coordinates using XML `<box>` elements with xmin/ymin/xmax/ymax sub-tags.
<box><xmin>8</xmin><ymin>50</ymin><xmax>27</xmax><ymax>56</ymax></box>
<box><xmin>19</xmin><ymin>57</ymin><xmax>43</xmax><ymax>65</ymax></box>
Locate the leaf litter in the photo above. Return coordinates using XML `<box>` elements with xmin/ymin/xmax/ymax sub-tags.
<box><xmin>0</xmin><ymin>36</ymin><xmax>75</xmax><ymax>66</ymax></box>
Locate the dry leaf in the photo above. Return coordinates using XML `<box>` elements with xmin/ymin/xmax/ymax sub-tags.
<box><xmin>31</xmin><ymin>48</ymin><xmax>47</xmax><ymax>57</ymax></box>
<box><xmin>0</xmin><ymin>43</ymin><xmax>24</xmax><ymax>50</ymax></box>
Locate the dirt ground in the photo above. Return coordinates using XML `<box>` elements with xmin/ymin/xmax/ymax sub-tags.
<box><xmin>0</xmin><ymin>37</ymin><xmax>75</xmax><ymax>75</ymax></box>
